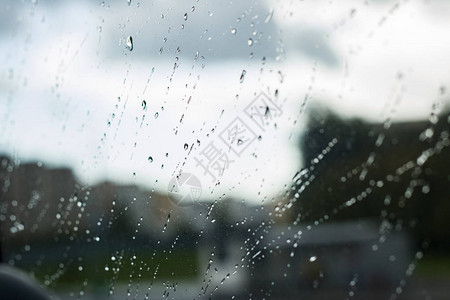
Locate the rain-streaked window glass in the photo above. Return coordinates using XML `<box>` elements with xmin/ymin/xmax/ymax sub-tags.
<box><xmin>1</xmin><ymin>0</ymin><xmax>450</xmax><ymax>299</ymax></box>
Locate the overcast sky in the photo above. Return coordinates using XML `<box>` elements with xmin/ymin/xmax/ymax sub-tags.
<box><xmin>1</xmin><ymin>0</ymin><xmax>450</xmax><ymax>202</ymax></box>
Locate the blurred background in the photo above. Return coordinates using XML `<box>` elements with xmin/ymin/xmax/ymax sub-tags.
<box><xmin>1</xmin><ymin>0</ymin><xmax>450</xmax><ymax>299</ymax></box>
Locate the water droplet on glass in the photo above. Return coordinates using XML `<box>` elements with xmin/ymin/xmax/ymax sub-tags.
<box><xmin>141</xmin><ymin>100</ymin><xmax>147</xmax><ymax>110</ymax></box>
<box><xmin>126</xmin><ymin>36</ymin><xmax>133</xmax><ymax>51</ymax></box>
<box><xmin>184</xmin><ymin>13</ymin><xmax>188</xmax><ymax>21</ymax></box>
<box><xmin>148</xmin><ymin>156</ymin><xmax>153</xmax><ymax>163</ymax></box>
<box><xmin>127</xmin><ymin>0</ymin><xmax>132</xmax><ymax>6</ymax></box>
<box><xmin>191</xmin><ymin>6</ymin><xmax>195</xmax><ymax>12</ymax></box>
<box><xmin>240</xmin><ymin>70</ymin><xmax>247</xmax><ymax>83</ymax></box>
<box><xmin>248</xmin><ymin>38</ymin><xmax>253</xmax><ymax>46</ymax></box>
<box><xmin>231</xmin><ymin>28</ymin><xmax>237</xmax><ymax>35</ymax></box>
<box><xmin>264</xmin><ymin>9</ymin><xmax>274</xmax><ymax>24</ymax></box>
<box><xmin>184</xmin><ymin>143</ymin><xmax>189</xmax><ymax>150</ymax></box>
<box><xmin>154</xmin><ymin>112</ymin><xmax>159</xmax><ymax>119</ymax></box>
<box><xmin>309</xmin><ymin>256</ymin><xmax>317</xmax><ymax>262</ymax></box>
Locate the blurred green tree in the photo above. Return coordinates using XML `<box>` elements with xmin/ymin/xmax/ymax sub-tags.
<box><xmin>294</xmin><ymin>106</ymin><xmax>450</xmax><ymax>252</ymax></box>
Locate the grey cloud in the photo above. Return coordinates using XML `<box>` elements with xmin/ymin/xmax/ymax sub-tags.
<box><xmin>293</xmin><ymin>28</ymin><xmax>339</xmax><ymax>67</ymax></box>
